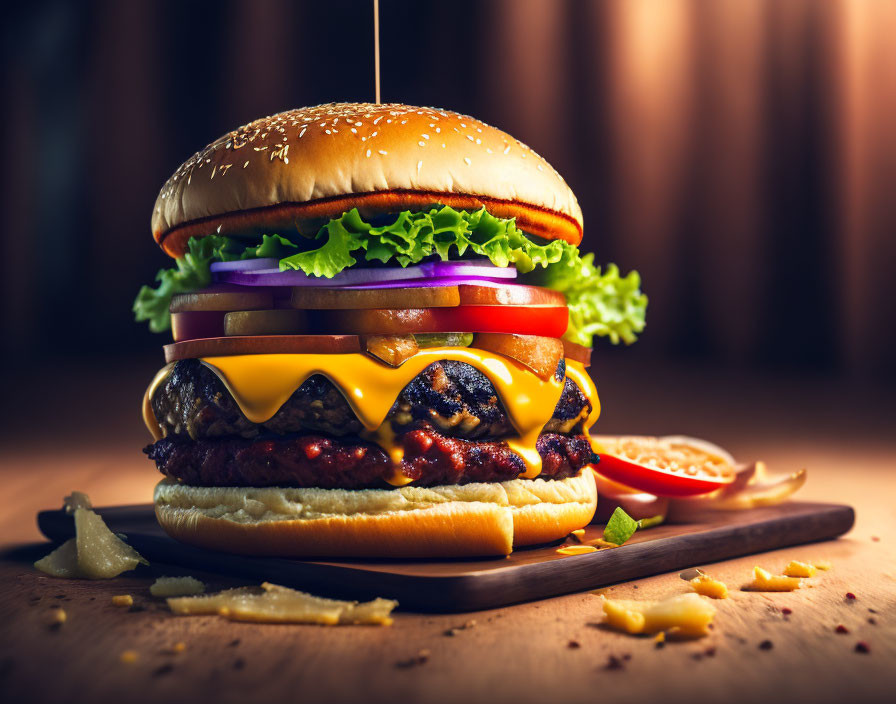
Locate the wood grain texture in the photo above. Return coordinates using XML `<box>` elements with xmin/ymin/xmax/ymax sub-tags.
<box><xmin>1</xmin><ymin>360</ymin><xmax>894</xmax><ymax>703</ymax></box>
<box><xmin>35</xmin><ymin>502</ymin><xmax>855</xmax><ymax>612</ymax></box>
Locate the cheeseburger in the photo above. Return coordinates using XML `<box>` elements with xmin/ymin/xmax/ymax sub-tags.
<box><xmin>136</xmin><ymin>103</ymin><xmax>646</xmax><ymax>558</ymax></box>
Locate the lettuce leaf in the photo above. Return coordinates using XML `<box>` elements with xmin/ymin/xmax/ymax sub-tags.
<box><xmin>133</xmin><ymin>236</ymin><xmax>218</xmax><ymax>333</ymax></box>
<box><xmin>133</xmin><ymin>206</ymin><xmax>647</xmax><ymax>346</ymax></box>
<box><xmin>524</xmin><ymin>254</ymin><xmax>648</xmax><ymax>347</ymax></box>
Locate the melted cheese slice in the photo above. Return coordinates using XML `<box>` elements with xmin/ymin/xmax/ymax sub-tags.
<box><xmin>144</xmin><ymin>349</ymin><xmax>600</xmax><ymax>483</ymax></box>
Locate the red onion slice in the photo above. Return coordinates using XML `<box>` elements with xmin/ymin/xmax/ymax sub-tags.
<box><xmin>211</xmin><ymin>260</ymin><xmax>516</xmax><ymax>287</ymax></box>
<box><xmin>210</xmin><ymin>258</ymin><xmax>280</xmax><ymax>272</ymax></box>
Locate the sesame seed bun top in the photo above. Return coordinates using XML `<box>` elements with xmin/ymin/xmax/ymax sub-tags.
<box><xmin>152</xmin><ymin>103</ymin><xmax>583</xmax><ymax>258</ymax></box>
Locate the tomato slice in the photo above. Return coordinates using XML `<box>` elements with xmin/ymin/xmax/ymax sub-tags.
<box><xmin>325</xmin><ymin>305</ymin><xmax>569</xmax><ymax>338</ymax></box>
<box><xmin>592</xmin><ymin>435</ymin><xmax>737</xmax><ymax>497</ymax></box>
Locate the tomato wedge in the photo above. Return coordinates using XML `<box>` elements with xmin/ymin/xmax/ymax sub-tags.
<box><xmin>591</xmin><ymin>435</ymin><xmax>737</xmax><ymax>497</ymax></box>
<box><xmin>325</xmin><ymin>305</ymin><xmax>569</xmax><ymax>338</ymax></box>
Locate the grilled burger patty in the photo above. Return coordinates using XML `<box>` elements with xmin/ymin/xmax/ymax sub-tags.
<box><xmin>150</xmin><ymin>358</ymin><xmax>592</xmax><ymax>442</ymax></box>
<box><xmin>145</xmin><ymin>427</ymin><xmax>595</xmax><ymax>489</ymax></box>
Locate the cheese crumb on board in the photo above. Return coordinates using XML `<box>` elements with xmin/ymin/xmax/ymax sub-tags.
<box><xmin>120</xmin><ymin>650</ymin><xmax>138</xmax><ymax>664</ymax></box>
<box><xmin>602</xmin><ymin>593</ymin><xmax>716</xmax><ymax>638</ymax></box>
<box><xmin>783</xmin><ymin>560</ymin><xmax>817</xmax><ymax>578</ymax></box>
<box><xmin>34</xmin><ymin>539</ymin><xmax>81</xmax><ymax>578</ymax></box>
<box><xmin>749</xmin><ymin>566</ymin><xmax>802</xmax><ymax>591</ymax></box>
<box><xmin>73</xmin><ymin>508</ymin><xmax>147</xmax><ymax>579</ymax></box>
<box><xmin>52</xmin><ymin>608</ymin><xmax>67</xmax><ymax>625</ymax></box>
<box><xmin>168</xmin><ymin>583</ymin><xmax>397</xmax><ymax>626</ymax></box>
<box><xmin>34</xmin><ymin>505</ymin><xmax>147</xmax><ymax>580</ymax></box>
<box><xmin>556</xmin><ymin>545</ymin><xmax>598</xmax><ymax>556</ymax></box>
<box><xmin>150</xmin><ymin>576</ymin><xmax>206</xmax><ymax>597</ymax></box>
<box><xmin>111</xmin><ymin>595</ymin><xmax>133</xmax><ymax>607</ymax></box>
<box><xmin>812</xmin><ymin>559</ymin><xmax>832</xmax><ymax>571</ymax></box>
<box><xmin>689</xmin><ymin>573</ymin><xmax>729</xmax><ymax>599</ymax></box>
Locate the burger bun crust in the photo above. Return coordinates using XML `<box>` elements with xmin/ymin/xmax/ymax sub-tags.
<box><xmin>153</xmin><ymin>103</ymin><xmax>583</xmax><ymax>257</ymax></box>
<box><xmin>154</xmin><ymin>471</ymin><xmax>597</xmax><ymax>558</ymax></box>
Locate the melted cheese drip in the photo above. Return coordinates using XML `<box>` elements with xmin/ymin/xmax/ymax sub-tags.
<box><xmin>142</xmin><ymin>350</ymin><xmax>601</xmax><ymax>485</ymax></box>
<box><xmin>563</xmin><ymin>360</ymin><xmax>601</xmax><ymax>439</ymax></box>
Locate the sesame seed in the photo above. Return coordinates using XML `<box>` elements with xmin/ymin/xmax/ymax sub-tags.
<box><xmin>467</xmin><ymin>135</ymin><xmax>475</xmax><ymax>142</ymax></box>
<box><xmin>418</xmin><ymin>141</ymin><xmax>426</xmax><ymax>147</ymax></box>
<box><xmin>243</xmin><ymin>161</ymin><xmax>249</xmax><ymax>168</ymax></box>
<box><xmin>435</xmin><ymin>127</ymin><xmax>441</xmax><ymax>133</ymax></box>
<box><xmin>464</xmin><ymin>157</ymin><xmax>471</xmax><ymax>165</ymax></box>
<box><xmin>475</xmin><ymin>138</ymin><xmax>481</xmax><ymax>144</ymax></box>
<box><xmin>325</xmin><ymin>129</ymin><xmax>331</xmax><ymax>134</ymax></box>
<box><xmin>504</xmin><ymin>145</ymin><xmax>511</xmax><ymax>154</ymax></box>
<box><xmin>422</xmin><ymin>134</ymin><xmax>430</xmax><ymax>139</ymax></box>
<box><xmin>351</xmin><ymin>127</ymin><xmax>357</xmax><ymax>134</ymax></box>
<box><xmin>378</xmin><ymin>149</ymin><xmax>388</xmax><ymax>155</ymax></box>
<box><xmin>486</xmin><ymin>148</ymin><xmax>493</xmax><ymax>154</ymax></box>
<box><xmin>417</xmin><ymin>160</ymin><xmax>423</xmax><ymax>172</ymax></box>
<box><xmin>537</xmin><ymin>164</ymin><xmax>544</xmax><ymax>171</ymax></box>
<box><xmin>366</xmin><ymin>149</ymin><xmax>372</xmax><ymax>158</ymax></box>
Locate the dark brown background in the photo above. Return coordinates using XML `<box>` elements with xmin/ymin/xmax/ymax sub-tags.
<box><xmin>1</xmin><ymin>0</ymin><xmax>894</xmax><ymax>379</ymax></box>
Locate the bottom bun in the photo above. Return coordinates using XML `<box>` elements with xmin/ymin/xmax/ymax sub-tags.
<box><xmin>154</xmin><ymin>471</ymin><xmax>597</xmax><ymax>558</ymax></box>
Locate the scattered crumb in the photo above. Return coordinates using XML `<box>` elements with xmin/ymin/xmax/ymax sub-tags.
<box><xmin>168</xmin><ymin>583</ymin><xmax>396</xmax><ymax>625</ymax></box>
<box><xmin>836</xmin><ymin>624</ymin><xmax>849</xmax><ymax>634</ymax></box>
<box><xmin>812</xmin><ymin>560</ymin><xmax>832</xmax><ymax>571</ymax></box>
<box><xmin>152</xmin><ymin>664</ymin><xmax>174</xmax><ymax>677</ymax></box>
<box><xmin>111</xmin><ymin>595</ymin><xmax>133</xmax><ymax>607</ymax></box>
<box><xmin>228</xmin><ymin>639</ymin><xmax>241</xmax><ymax>647</ymax></box>
<box><xmin>855</xmin><ymin>641</ymin><xmax>870</xmax><ymax>654</ymax></box>
<box><xmin>166</xmin><ymin>642</ymin><xmax>186</xmax><ymax>654</ymax></box>
<box><xmin>759</xmin><ymin>640</ymin><xmax>774</xmax><ymax>650</ymax></box>
<box><xmin>49</xmin><ymin>608</ymin><xmax>66</xmax><ymax>629</ymax></box>
<box><xmin>868</xmin><ymin>617</ymin><xmax>877</xmax><ymax>625</ymax></box>
<box><xmin>556</xmin><ymin>545</ymin><xmax>597</xmax><ymax>556</ymax></box>
<box><xmin>602</xmin><ymin>593</ymin><xmax>715</xmax><ymax>637</ymax></box>
<box><xmin>846</xmin><ymin>592</ymin><xmax>857</xmax><ymax>601</ymax></box>
<box><xmin>871</xmin><ymin>536</ymin><xmax>880</xmax><ymax>542</ymax></box>
<box><xmin>654</xmin><ymin>631</ymin><xmax>666</xmax><ymax>646</ymax></box>
<box><xmin>567</xmin><ymin>640</ymin><xmax>581</xmax><ymax>649</ymax></box>
<box><xmin>748</xmin><ymin>567</ymin><xmax>802</xmax><ymax>592</ymax></box>
<box><xmin>150</xmin><ymin>576</ymin><xmax>205</xmax><ymax>598</ymax></box>
<box><xmin>233</xmin><ymin>658</ymin><xmax>246</xmax><ymax>670</ymax></box>
<box><xmin>783</xmin><ymin>560</ymin><xmax>817</xmax><ymax>578</ymax></box>
<box><xmin>781</xmin><ymin>607</ymin><xmax>793</xmax><ymax>616</ymax></box>
<box><xmin>704</xmin><ymin>646</ymin><xmax>716</xmax><ymax>657</ymax></box>
<box><xmin>605</xmin><ymin>655</ymin><xmax>626</xmax><ymax>670</ymax></box>
<box><xmin>689</xmin><ymin>573</ymin><xmax>729</xmax><ymax>599</ymax></box>
<box><xmin>444</xmin><ymin>619</ymin><xmax>476</xmax><ymax>636</ymax></box>
<box><xmin>120</xmin><ymin>650</ymin><xmax>138</xmax><ymax>664</ymax></box>
<box><xmin>396</xmin><ymin>649</ymin><xmax>430</xmax><ymax>668</ymax></box>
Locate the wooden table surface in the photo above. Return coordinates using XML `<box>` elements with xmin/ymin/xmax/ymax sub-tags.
<box><xmin>1</xmin><ymin>357</ymin><xmax>894</xmax><ymax>704</ymax></box>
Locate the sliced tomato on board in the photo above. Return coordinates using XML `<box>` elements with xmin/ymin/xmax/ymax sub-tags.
<box><xmin>591</xmin><ymin>435</ymin><xmax>737</xmax><ymax>497</ymax></box>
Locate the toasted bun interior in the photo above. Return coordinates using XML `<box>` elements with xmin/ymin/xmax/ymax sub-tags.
<box><xmin>152</xmin><ymin>103</ymin><xmax>583</xmax><ymax>257</ymax></box>
<box><xmin>154</xmin><ymin>471</ymin><xmax>597</xmax><ymax>558</ymax></box>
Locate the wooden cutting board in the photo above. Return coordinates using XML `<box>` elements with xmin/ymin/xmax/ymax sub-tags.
<box><xmin>37</xmin><ymin>501</ymin><xmax>853</xmax><ymax>613</ymax></box>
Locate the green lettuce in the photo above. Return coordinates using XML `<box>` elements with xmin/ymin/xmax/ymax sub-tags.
<box><xmin>133</xmin><ymin>206</ymin><xmax>647</xmax><ymax>346</ymax></box>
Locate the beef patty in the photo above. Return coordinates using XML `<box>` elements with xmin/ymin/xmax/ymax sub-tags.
<box><xmin>150</xmin><ymin>358</ymin><xmax>592</xmax><ymax>442</ymax></box>
<box><xmin>145</xmin><ymin>426</ymin><xmax>595</xmax><ymax>489</ymax></box>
